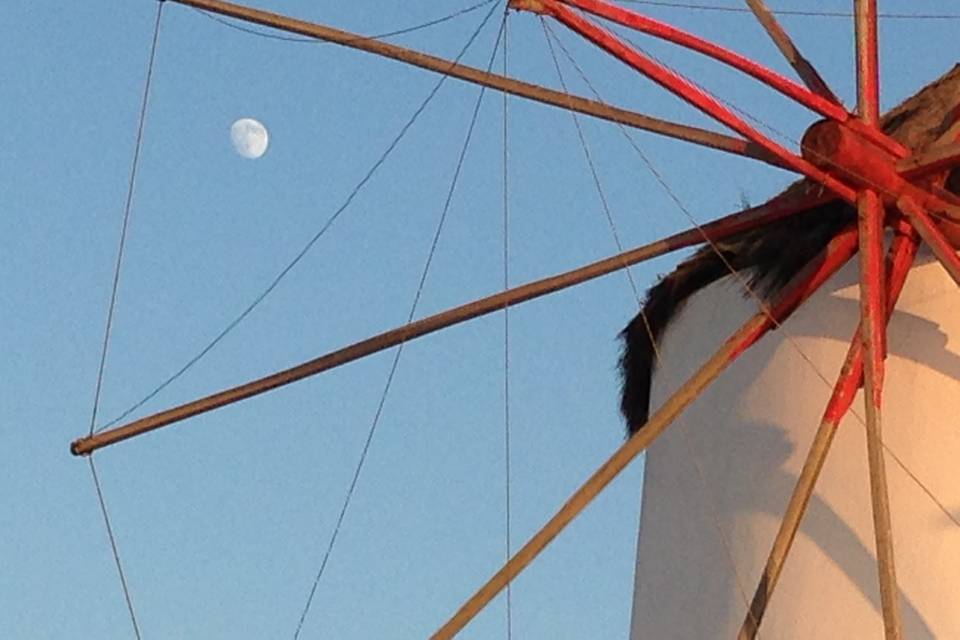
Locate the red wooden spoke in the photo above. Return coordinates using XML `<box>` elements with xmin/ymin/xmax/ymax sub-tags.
<box><xmin>535</xmin><ymin>0</ymin><xmax>858</xmax><ymax>203</ymax></box>
<box><xmin>799</xmin><ymin>120</ymin><xmax>960</xmax><ymax>223</ymax></box>
<box><xmin>531</xmin><ymin>0</ymin><xmax>908</xmax><ymax>158</ymax></box>
<box><xmin>70</xmin><ymin>188</ymin><xmax>835</xmax><ymax>457</ymax></box>
<box><xmin>897</xmin><ymin>142</ymin><xmax>960</xmax><ymax>179</ymax></box>
<box><xmin>824</xmin><ymin>226</ymin><xmax>918</xmax><ymax>422</ymax></box>
<box><xmin>899</xmin><ymin>196</ymin><xmax>960</xmax><ymax>286</ymax></box>
<box><xmin>740</xmin><ymin>227</ymin><xmax>919</xmax><ymax>640</ymax></box>
<box><xmin>857</xmin><ymin>191</ymin><xmax>904</xmax><ymax>640</ymax></box>
<box><xmin>855</xmin><ymin>0</ymin><xmax>881</xmax><ymax>126</ymax></box>
<box><xmin>854</xmin><ymin>6</ymin><xmax>904</xmax><ymax>635</ymax></box>
<box><xmin>557</xmin><ymin>0</ymin><xmax>844</xmax><ymax>117</ymax></box>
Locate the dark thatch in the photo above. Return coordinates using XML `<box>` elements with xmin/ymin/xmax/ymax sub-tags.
<box><xmin>620</xmin><ymin>64</ymin><xmax>960</xmax><ymax>435</ymax></box>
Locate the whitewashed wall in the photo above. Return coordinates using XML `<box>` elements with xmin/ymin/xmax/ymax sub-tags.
<box><xmin>630</xmin><ymin>250</ymin><xmax>960</xmax><ymax>639</ymax></box>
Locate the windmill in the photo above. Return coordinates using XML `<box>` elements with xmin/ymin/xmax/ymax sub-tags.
<box><xmin>65</xmin><ymin>1</ymin><xmax>960</xmax><ymax>638</ymax></box>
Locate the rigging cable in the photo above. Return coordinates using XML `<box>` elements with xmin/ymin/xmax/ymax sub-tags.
<box><xmin>291</xmin><ymin>6</ymin><xmax>507</xmax><ymax>638</ymax></box>
<box><xmin>550</xmin><ymin>18</ymin><xmax>960</xmax><ymax>531</ymax></box>
<box><xmin>192</xmin><ymin>0</ymin><xmax>498</xmax><ymax>44</ymax></box>
<box><xmin>89</xmin><ymin>458</ymin><xmax>142</xmax><ymax>640</ymax></box>
<box><xmin>85</xmin><ymin>2</ymin><xmax>166</xmax><ymax>639</ymax></box>
<box><xmin>500</xmin><ymin>11</ymin><xmax>514</xmax><ymax>639</ymax></box>
<box><xmin>96</xmin><ymin>1</ymin><xmax>500</xmax><ymax>435</ymax></box>
<box><xmin>543</xmin><ymin>21</ymin><xmax>764</xmax><ymax>635</ymax></box>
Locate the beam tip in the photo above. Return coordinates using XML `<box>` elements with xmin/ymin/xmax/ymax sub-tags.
<box><xmin>70</xmin><ymin>438</ymin><xmax>90</xmax><ymax>457</ymax></box>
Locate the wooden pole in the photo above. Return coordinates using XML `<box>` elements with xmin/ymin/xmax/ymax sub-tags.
<box><xmin>166</xmin><ymin>0</ymin><xmax>783</xmax><ymax>167</ymax></box>
<box><xmin>430</xmin><ymin>227</ymin><xmax>859</xmax><ymax>639</ymax></box>
<box><xmin>737</xmin><ymin>229</ymin><xmax>918</xmax><ymax>639</ymax></box>
<box><xmin>896</xmin><ymin>141</ymin><xmax>960</xmax><ymax>179</ymax></box>
<box><xmin>743</xmin><ymin>0</ymin><xmax>840</xmax><ymax>104</ymax></box>
<box><xmin>70</xmin><ymin>191</ymin><xmax>834</xmax><ymax>456</ymax></box>
<box><xmin>854</xmin><ymin>2</ymin><xmax>903</xmax><ymax>637</ymax></box>
<box><xmin>898</xmin><ymin>196</ymin><xmax>960</xmax><ymax>286</ymax></box>
<box><xmin>555</xmin><ymin>0</ymin><xmax>843</xmax><ymax>119</ymax></box>
<box><xmin>538</xmin><ymin>0</ymin><xmax>858</xmax><ymax>203</ymax></box>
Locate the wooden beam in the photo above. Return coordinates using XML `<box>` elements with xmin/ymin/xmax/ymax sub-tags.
<box><xmin>430</xmin><ymin>226</ymin><xmax>859</xmax><ymax>639</ymax></box>
<box><xmin>538</xmin><ymin>0</ymin><xmax>859</xmax><ymax>202</ymax></box>
<box><xmin>896</xmin><ymin>141</ymin><xmax>960</xmax><ymax>179</ymax></box>
<box><xmin>168</xmin><ymin>0</ymin><xmax>783</xmax><ymax>167</ymax></box>
<box><xmin>737</xmin><ymin>229</ymin><xmax>918</xmax><ymax>639</ymax></box>
<box><xmin>854</xmin><ymin>3</ymin><xmax>903</xmax><ymax>623</ymax></box>
<box><xmin>744</xmin><ymin>0</ymin><xmax>840</xmax><ymax>104</ymax></box>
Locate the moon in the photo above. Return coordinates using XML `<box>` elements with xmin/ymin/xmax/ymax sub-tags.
<box><xmin>230</xmin><ymin>118</ymin><xmax>269</xmax><ymax>159</ymax></box>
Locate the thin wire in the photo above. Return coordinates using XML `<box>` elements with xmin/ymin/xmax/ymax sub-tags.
<box><xmin>291</xmin><ymin>11</ymin><xmax>507</xmax><ymax>639</ymax></box>
<box><xmin>600</xmin><ymin>26</ymin><xmax>861</xmax><ymax>400</ymax></box>
<box><xmin>96</xmin><ymin>1</ymin><xmax>501</xmax><ymax>435</ymax></box>
<box><xmin>618</xmin><ymin>0</ymin><xmax>960</xmax><ymax>20</ymax></box>
<box><xmin>501</xmin><ymin>11</ymin><xmax>513</xmax><ymax>639</ymax></box>
<box><xmin>193</xmin><ymin>0</ymin><xmax>497</xmax><ymax>44</ymax></box>
<box><xmin>541</xmin><ymin>20</ymin><xmax>643</xmax><ymax>303</ymax></box>
<box><xmin>87</xmin><ymin>1</ymin><xmax>164</xmax><ymax>437</ymax></box>
<box><xmin>883</xmin><ymin>443</ymin><xmax>960</xmax><ymax>528</ymax></box>
<box><xmin>89</xmin><ymin>457</ymin><xmax>143</xmax><ymax>640</ymax></box>
<box><xmin>664</xmin><ymin>73</ymin><xmax>960</xmax><ymax>530</ymax></box>
<box><xmin>543</xmin><ymin>22</ymin><xmax>763</xmax><ymax>634</ymax></box>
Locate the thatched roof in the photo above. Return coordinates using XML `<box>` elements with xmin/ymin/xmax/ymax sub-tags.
<box><xmin>619</xmin><ymin>64</ymin><xmax>960</xmax><ymax>434</ymax></box>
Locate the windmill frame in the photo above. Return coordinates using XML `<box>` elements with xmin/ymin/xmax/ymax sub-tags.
<box><xmin>70</xmin><ymin>2</ymin><xmax>960</xmax><ymax>638</ymax></box>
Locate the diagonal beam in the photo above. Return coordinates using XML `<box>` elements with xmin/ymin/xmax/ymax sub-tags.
<box><xmin>167</xmin><ymin>0</ymin><xmax>782</xmax><ymax>167</ymax></box>
<box><xmin>561</xmin><ymin>0</ymin><xmax>843</xmax><ymax>118</ymax></box>
<box><xmin>69</xmin><ymin>190</ymin><xmax>835</xmax><ymax>456</ymax></box>
<box><xmin>855</xmin><ymin>3</ymin><xmax>902</xmax><ymax>637</ymax></box>
<box><xmin>430</xmin><ymin>225</ymin><xmax>859</xmax><ymax>640</ymax></box>
<box><xmin>896</xmin><ymin>141</ymin><xmax>960</xmax><ymax>179</ymax></box>
<box><xmin>535</xmin><ymin>0</ymin><xmax>859</xmax><ymax>203</ymax></box>
<box><xmin>737</xmin><ymin>227</ymin><xmax>919</xmax><ymax>640</ymax></box>
<box><xmin>743</xmin><ymin>0</ymin><xmax>841</xmax><ymax>104</ymax></box>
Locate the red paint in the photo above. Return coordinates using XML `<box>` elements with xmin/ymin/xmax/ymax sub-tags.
<box><xmin>554</xmin><ymin>0</ymin><xmax>908</xmax><ymax>160</ymax></box>
<box><xmin>726</xmin><ymin>225</ymin><xmax>859</xmax><ymax>361</ymax></box>
<box><xmin>821</xmin><ymin>231</ymin><xmax>918</xmax><ymax>422</ymax></box>
<box><xmin>560</xmin><ymin>0</ymin><xmax>843</xmax><ymax>117</ymax></box>
<box><xmin>858</xmin><ymin>189</ymin><xmax>887</xmax><ymax>405</ymax></box>
<box><xmin>539</xmin><ymin>0</ymin><xmax>858</xmax><ymax>204</ymax></box>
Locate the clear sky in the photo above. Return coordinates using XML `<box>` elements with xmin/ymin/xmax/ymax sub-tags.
<box><xmin>3</xmin><ymin>1</ymin><xmax>958</xmax><ymax>638</ymax></box>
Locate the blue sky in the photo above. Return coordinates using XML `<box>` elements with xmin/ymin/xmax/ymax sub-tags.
<box><xmin>3</xmin><ymin>1</ymin><xmax>958</xmax><ymax>638</ymax></box>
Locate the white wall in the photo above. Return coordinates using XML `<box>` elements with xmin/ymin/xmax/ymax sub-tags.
<box><xmin>631</xmin><ymin>250</ymin><xmax>960</xmax><ymax>639</ymax></box>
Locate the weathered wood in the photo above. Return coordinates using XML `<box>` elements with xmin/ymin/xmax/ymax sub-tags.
<box><xmin>169</xmin><ymin>0</ymin><xmax>783</xmax><ymax>166</ymax></box>
<box><xmin>743</xmin><ymin>0</ymin><xmax>839</xmax><ymax>103</ymax></box>
<box><xmin>897</xmin><ymin>141</ymin><xmax>960</xmax><ymax>178</ymax></box>
<box><xmin>70</xmin><ymin>191</ymin><xmax>830</xmax><ymax>456</ymax></box>
<box><xmin>431</xmin><ymin>227</ymin><xmax>859</xmax><ymax>640</ymax></box>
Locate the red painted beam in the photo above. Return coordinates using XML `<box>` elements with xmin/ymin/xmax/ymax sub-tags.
<box><xmin>432</xmin><ymin>224</ymin><xmax>859</xmax><ymax>639</ymax></box>
<box><xmin>536</xmin><ymin>0</ymin><xmax>858</xmax><ymax>203</ymax></box>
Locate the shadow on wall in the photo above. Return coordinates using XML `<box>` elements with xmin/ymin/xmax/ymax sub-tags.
<box><xmin>717</xmin><ymin>418</ymin><xmax>935</xmax><ymax>640</ymax></box>
<box><xmin>632</xmin><ymin>263</ymin><xmax>960</xmax><ymax>638</ymax></box>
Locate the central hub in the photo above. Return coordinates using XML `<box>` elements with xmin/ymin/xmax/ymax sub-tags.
<box><xmin>800</xmin><ymin>119</ymin><xmax>901</xmax><ymax>195</ymax></box>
